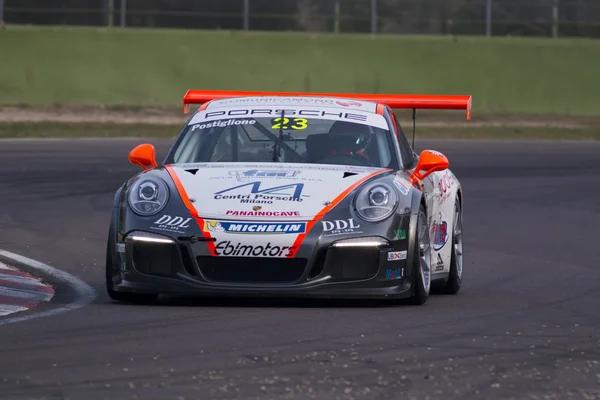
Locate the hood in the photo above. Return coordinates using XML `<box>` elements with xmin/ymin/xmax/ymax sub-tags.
<box><xmin>167</xmin><ymin>163</ymin><xmax>391</xmax><ymax>221</ymax></box>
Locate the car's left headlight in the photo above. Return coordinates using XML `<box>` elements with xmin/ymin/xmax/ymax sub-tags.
<box><xmin>354</xmin><ymin>182</ymin><xmax>398</xmax><ymax>222</ymax></box>
<box><xmin>128</xmin><ymin>178</ymin><xmax>169</xmax><ymax>216</ymax></box>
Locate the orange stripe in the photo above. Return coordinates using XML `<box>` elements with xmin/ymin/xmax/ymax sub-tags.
<box><xmin>376</xmin><ymin>103</ymin><xmax>385</xmax><ymax>115</ymax></box>
<box><xmin>199</xmin><ymin>102</ymin><xmax>210</xmax><ymax>111</ymax></box>
<box><xmin>287</xmin><ymin>169</ymin><xmax>391</xmax><ymax>258</ymax></box>
<box><xmin>165</xmin><ymin>165</ymin><xmax>216</xmax><ymax>255</ymax></box>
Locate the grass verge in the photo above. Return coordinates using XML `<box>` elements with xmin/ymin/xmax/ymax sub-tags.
<box><xmin>1</xmin><ymin>25</ymin><xmax>599</xmax><ymax>115</ymax></box>
<box><xmin>1</xmin><ymin>122</ymin><xmax>598</xmax><ymax>141</ymax></box>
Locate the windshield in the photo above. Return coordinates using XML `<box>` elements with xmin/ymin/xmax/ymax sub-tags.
<box><xmin>168</xmin><ymin>109</ymin><xmax>398</xmax><ymax>169</ymax></box>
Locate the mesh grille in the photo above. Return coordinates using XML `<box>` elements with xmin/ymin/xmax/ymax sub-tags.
<box><xmin>197</xmin><ymin>257</ymin><xmax>307</xmax><ymax>284</ymax></box>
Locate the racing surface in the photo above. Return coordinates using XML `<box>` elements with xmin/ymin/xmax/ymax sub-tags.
<box><xmin>1</xmin><ymin>138</ymin><xmax>599</xmax><ymax>399</ymax></box>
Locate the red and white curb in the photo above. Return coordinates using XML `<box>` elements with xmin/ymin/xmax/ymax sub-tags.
<box><xmin>0</xmin><ymin>250</ymin><xmax>95</xmax><ymax>326</ymax></box>
<box><xmin>0</xmin><ymin>261</ymin><xmax>55</xmax><ymax>317</ymax></box>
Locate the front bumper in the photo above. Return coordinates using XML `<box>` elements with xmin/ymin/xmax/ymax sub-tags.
<box><xmin>110</xmin><ymin>231</ymin><xmax>415</xmax><ymax>300</ymax></box>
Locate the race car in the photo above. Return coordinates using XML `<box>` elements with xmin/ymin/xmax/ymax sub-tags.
<box><xmin>106</xmin><ymin>90</ymin><xmax>471</xmax><ymax>305</ymax></box>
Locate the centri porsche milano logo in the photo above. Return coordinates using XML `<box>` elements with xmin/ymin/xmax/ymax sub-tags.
<box><xmin>214</xmin><ymin>182</ymin><xmax>307</xmax><ymax>204</ymax></box>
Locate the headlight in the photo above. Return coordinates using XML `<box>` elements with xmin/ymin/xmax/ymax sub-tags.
<box><xmin>354</xmin><ymin>182</ymin><xmax>397</xmax><ymax>222</ymax></box>
<box><xmin>128</xmin><ymin>178</ymin><xmax>169</xmax><ymax>216</ymax></box>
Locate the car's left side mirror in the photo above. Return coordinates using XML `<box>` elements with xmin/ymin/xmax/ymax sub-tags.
<box><xmin>128</xmin><ymin>144</ymin><xmax>158</xmax><ymax>171</ymax></box>
<box><xmin>410</xmin><ymin>149</ymin><xmax>449</xmax><ymax>182</ymax></box>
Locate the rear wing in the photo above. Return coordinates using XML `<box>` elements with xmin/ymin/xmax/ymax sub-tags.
<box><xmin>182</xmin><ymin>90</ymin><xmax>472</xmax><ymax>120</ymax></box>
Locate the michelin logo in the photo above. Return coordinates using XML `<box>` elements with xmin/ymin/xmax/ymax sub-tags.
<box><xmin>205</xmin><ymin>220</ymin><xmax>306</xmax><ymax>234</ymax></box>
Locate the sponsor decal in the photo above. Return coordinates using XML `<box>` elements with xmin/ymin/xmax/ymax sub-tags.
<box><xmin>321</xmin><ymin>219</ymin><xmax>362</xmax><ymax>236</ymax></box>
<box><xmin>434</xmin><ymin>253</ymin><xmax>444</xmax><ymax>272</ymax></box>
<box><xmin>188</xmin><ymin>106</ymin><xmax>388</xmax><ymax>130</ymax></box>
<box><xmin>225</xmin><ymin>210</ymin><xmax>300</xmax><ymax>217</ymax></box>
<box><xmin>214</xmin><ymin>181</ymin><xmax>306</xmax><ymax>204</ymax></box>
<box><xmin>191</xmin><ymin>119</ymin><xmax>256</xmax><ymax>131</ymax></box>
<box><xmin>210</xmin><ymin>169</ymin><xmax>321</xmax><ymax>182</ymax></box>
<box><xmin>393</xmin><ymin>229</ymin><xmax>407</xmax><ymax>240</ymax></box>
<box><xmin>252</xmin><ymin>205</ymin><xmax>262</xmax><ymax>211</ymax></box>
<box><xmin>204</xmin><ymin>220</ymin><xmax>306</xmax><ymax>235</ymax></box>
<box><xmin>213</xmin><ymin>97</ymin><xmax>354</xmax><ymax>106</ymax></box>
<box><xmin>335</xmin><ymin>100</ymin><xmax>363</xmax><ymax>108</ymax></box>
<box><xmin>230</xmin><ymin>170</ymin><xmax>301</xmax><ymax>180</ymax></box>
<box><xmin>385</xmin><ymin>268</ymin><xmax>402</xmax><ymax>280</ymax></box>
<box><xmin>393</xmin><ymin>176</ymin><xmax>411</xmax><ymax>195</ymax></box>
<box><xmin>430</xmin><ymin>212</ymin><xmax>449</xmax><ymax>251</ymax></box>
<box><xmin>204</xmin><ymin>164</ymin><xmax>368</xmax><ymax>183</ymax></box>
<box><xmin>427</xmin><ymin>150</ymin><xmax>445</xmax><ymax>157</ymax></box>
<box><xmin>151</xmin><ymin>214</ymin><xmax>192</xmax><ymax>234</ymax></box>
<box><xmin>203</xmin><ymin>108</ymin><xmax>369</xmax><ymax>123</ymax></box>
<box><xmin>438</xmin><ymin>170</ymin><xmax>456</xmax><ymax>204</ymax></box>
<box><xmin>116</xmin><ymin>243</ymin><xmax>126</xmax><ymax>253</ymax></box>
<box><xmin>215</xmin><ymin>241</ymin><xmax>297</xmax><ymax>257</ymax></box>
<box><xmin>209</xmin><ymin>97</ymin><xmax>371</xmax><ymax>111</ymax></box>
<box><xmin>387</xmin><ymin>251</ymin><xmax>407</xmax><ymax>262</ymax></box>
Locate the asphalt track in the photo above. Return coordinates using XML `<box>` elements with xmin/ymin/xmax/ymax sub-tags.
<box><xmin>0</xmin><ymin>138</ymin><xmax>599</xmax><ymax>400</ymax></box>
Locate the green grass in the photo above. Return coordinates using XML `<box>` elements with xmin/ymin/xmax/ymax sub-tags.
<box><xmin>2</xmin><ymin>122</ymin><xmax>598</xmax><ymax>140</ymax></box>
<box><xmin>1</xmin><ymin>25</ymin><xmax>600</xmax><ymax>115</ymax></box>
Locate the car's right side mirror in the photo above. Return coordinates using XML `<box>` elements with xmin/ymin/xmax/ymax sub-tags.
<box><xmin>410</xmin><ymin>149</ymin><xmax>449</xmax><ymax>182</ymax></box>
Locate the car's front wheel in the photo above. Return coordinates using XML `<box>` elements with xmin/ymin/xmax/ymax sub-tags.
<box><xmin>105</xmin><ymin>226</ymin><xmax>158</xmax><ymax>304</ymax></box>
<box><xmin>408</xmin><ymin>204</ymin><xmax>431</xmax><ymax>305</ymax></box>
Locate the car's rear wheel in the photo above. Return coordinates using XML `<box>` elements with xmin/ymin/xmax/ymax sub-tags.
<box><xmin>105</xmin><ymin>226</ymin><xmax>158</xmax><ymax>304</ymax></box>
<box><xmin>440</xmin><ymin>196</ymin><xmax>463</xmax><ymax>294</ymax></box>
<box><xmin>408</xmin><ymin>204</ymin><xmax>431</xmax><ymax>305</ymax></box>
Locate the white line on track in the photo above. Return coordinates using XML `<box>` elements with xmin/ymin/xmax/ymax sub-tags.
<box><xmin>0</xmin><ymin>250</ymin><xmax>96</xmax><ymax>326</ymax></box>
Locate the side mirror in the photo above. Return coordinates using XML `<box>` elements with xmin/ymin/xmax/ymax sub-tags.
<box><xmin>410</xmin><ymin>149</ymin><xmax>449</xmax><ymax>182</ymax></box>
<box><xmin>128</xmin><ymin>144</ymin><xmax>158</xmax><ymax>171</ymax></box>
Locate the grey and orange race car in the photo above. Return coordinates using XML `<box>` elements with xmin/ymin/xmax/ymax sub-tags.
<box><xmin>106</xmin><ymin>90</ymin><xmax>471</xmax><ymax>305</ymax></box>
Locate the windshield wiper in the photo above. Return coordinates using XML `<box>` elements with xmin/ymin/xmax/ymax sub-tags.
<box><xmin>272</xmin><ymin>110</ymin><xmax>285</xmax><ymax>162</ymax></box>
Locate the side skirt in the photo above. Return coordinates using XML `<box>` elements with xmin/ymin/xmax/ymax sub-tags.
<box><xmin>431</xmin><ymin>272</ymin><xmax>450</xmax><ymax>282</ymax></box>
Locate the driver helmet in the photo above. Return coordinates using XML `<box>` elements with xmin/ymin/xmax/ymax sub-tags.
<box><xmin>327</xmin><ymin>121</ymin><xmax>372</xmax><ymax>157</ymax></box>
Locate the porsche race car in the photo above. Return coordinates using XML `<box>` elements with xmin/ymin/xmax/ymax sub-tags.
<box><xmin>106</xmin><ymin>90</ymin><xmax>471</xmax><ymax>305</ymax></box>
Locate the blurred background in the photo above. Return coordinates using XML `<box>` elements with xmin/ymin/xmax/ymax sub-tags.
<box><xmin>3</xmin><ymin>0</ymin><xmax>599</xmax><ymax>38</ymax></box>
<box><xmin>1</xmin><ymin>0</ymin><xmax>599</xmax><ymax>140</ymax></box>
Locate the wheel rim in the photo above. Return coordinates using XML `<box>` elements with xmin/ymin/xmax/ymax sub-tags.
<box><xmin>417</xmin><ymin>209</ymin><xmax>431</xmax><ymax>294</ymax></box>
<box><xmin>453</xmin><ymin>201</ymin><xmax>463</xmax><ymax>280</ymax></box>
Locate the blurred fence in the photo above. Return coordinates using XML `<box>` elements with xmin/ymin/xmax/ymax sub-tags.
<box><xmin>2</xmin><ymin>0</ymin><xmax>600</xmax><ymax>38</ymax></box>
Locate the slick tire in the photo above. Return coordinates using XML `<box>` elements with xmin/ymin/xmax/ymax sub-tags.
<box><xmin>440</xmin><ymin>196</ymin><xmax>463</xmax><ymax>295</ymax></box>
<box><xmin>105</xmin><ymin>224</ymin><xmax>158</xmax><ymax>304</ymax></box>
<box><xmin>407</xmin><ymin>204</ymin><xmax>431</xmax><ymax>305</ymax></box>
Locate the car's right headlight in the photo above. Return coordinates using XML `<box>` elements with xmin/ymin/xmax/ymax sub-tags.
<box><xmin>354</xmin><ymin>182</ymin><xmax>398</xmax><ymax>222</ymax></box>
<box><xmin>128</xmin><ymin>178</ymin><xmax>169</xmax><ymax>216</ymax></box>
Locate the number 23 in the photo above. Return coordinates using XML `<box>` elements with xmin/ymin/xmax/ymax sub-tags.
<box><xmin>272</xmin><ymin>118</ymin><xmax>308</xmax><ymax>130</ymax></box>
